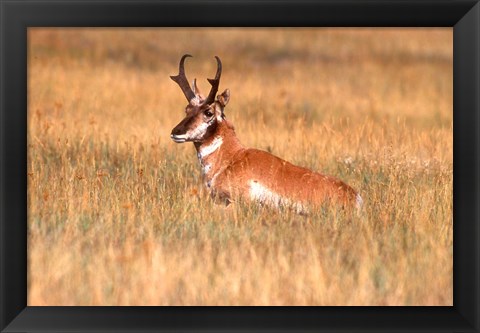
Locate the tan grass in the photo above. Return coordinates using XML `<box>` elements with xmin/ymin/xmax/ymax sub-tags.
<box><xmin>27</xmin><ymin>28</ymin><xmax>452</xmax><ymax>305</ymax></box>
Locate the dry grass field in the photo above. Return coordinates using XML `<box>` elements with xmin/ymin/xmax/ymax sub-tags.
<box><xmin>27</xmin><ymin>28</ymin><xmax>452</xmax><ymax>306</ymax></box>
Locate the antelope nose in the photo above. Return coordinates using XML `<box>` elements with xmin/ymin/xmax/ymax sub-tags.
<box><xmin>171</xmin><ymin>127</ymin><xmax>181</xmax><ymax>136</ymax></box>
<box><xmin>170</xmin><ymin>127</ymin><xmax>187</xmax><ymax>143</ymax></box>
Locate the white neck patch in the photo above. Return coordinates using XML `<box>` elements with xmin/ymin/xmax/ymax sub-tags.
<box><xmin>198</xmin><ymin>136</ymin><xmax>223</xmax><ymax>160</ymax></box>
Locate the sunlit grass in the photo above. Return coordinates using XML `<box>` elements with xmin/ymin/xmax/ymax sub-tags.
<box><xmin>27</xmin><ymin>28</ymin><xmax>452</xmax><ymax>305</ymax></box>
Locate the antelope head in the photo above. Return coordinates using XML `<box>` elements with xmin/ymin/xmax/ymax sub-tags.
<box><xmin>170</xmin><ymin>54</ymin><xmax>230</xmax><ymax>143</ymax></box>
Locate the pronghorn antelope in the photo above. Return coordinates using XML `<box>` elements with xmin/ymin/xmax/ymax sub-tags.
<box><xmin>170</xmin><ymin>54</ymin><xmax>362</xmax><ymax>213</ymax></box>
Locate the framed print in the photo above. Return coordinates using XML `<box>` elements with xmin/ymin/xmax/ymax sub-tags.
<box><xmin>1</xmin><ymin>0</ymin><xmax>479</xmax><ymax>332</ymax></box>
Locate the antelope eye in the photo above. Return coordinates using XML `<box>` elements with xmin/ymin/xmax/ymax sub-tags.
<box><xmin>204</xmin><ymin>110</ymin><xmax>213</xmax><ymax>117</ymax></box>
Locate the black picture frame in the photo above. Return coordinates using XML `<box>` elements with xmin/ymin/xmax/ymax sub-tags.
<box><xmin>1</xmin><ymin>0</ymin><xmax>479</xmax><ymax>332</ymax></box>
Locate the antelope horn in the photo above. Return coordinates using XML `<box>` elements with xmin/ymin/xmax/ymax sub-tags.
<box><xmin>170</xmin><ymin>54</ymin><xmax>196</xmax><ymax>102</ymax></box>
<box><xmin>203</xmin><ymin>56</ymin><xmax>222</xmax><ymax>105</ymax></box>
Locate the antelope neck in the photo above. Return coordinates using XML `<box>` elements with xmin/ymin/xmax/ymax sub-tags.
<box><xmin>197</xmin><ymin>136</ymin><xmax>223</xmax><ymax>160</ymax></box>
<box><xmin>194</xmin><ymin>121</ymin><xmax>243</xmax><ymax>166</ymax></box>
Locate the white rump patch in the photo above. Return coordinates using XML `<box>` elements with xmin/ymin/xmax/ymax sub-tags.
<box><xmin>198</xmin><ymin>136</ymin><xmax>223</xmax><ymax>159</ymax></box>
<box><xmin>248</xmin><ymin>180</ymin><xmax>306</xmax><ymax>213</ymax></box>
<box><xmin>249</xmin><ymin>181</ymin><xmax>282</xmax><ymax>207</ymax></box>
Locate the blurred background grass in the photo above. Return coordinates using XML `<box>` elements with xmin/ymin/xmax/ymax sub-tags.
<box><xmin>27</xmin><ymin>28</ymin><xmax>452</xmax><ymax>305</ymax></box>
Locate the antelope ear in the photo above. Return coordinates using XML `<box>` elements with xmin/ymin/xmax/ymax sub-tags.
<box><xmin>217</xmin><ymin>89</ymin><xmax>230</xmax><ymax>107</ymax></box>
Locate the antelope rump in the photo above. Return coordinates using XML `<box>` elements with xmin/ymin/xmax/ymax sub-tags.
<box><xmin>170</xmin><ymin>54</ymin><xmax>362</xmax><ymax>214</ymax></box>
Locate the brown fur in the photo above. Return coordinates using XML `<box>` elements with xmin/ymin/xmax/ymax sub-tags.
<box><xmin>170</xmin><ymin>55</ymin><xmax>360</xmax><ymax>212</ymax></box>
<box><xmin>194</xmin><ymin>118</ymin><xmax>358</xmax><ymax>209</ymax></box>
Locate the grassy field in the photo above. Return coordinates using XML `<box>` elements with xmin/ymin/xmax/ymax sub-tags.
<box><xmin>27</xmin><ymin>28</ymin><xmax>452</xmax><ymax>305</ymax></box>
